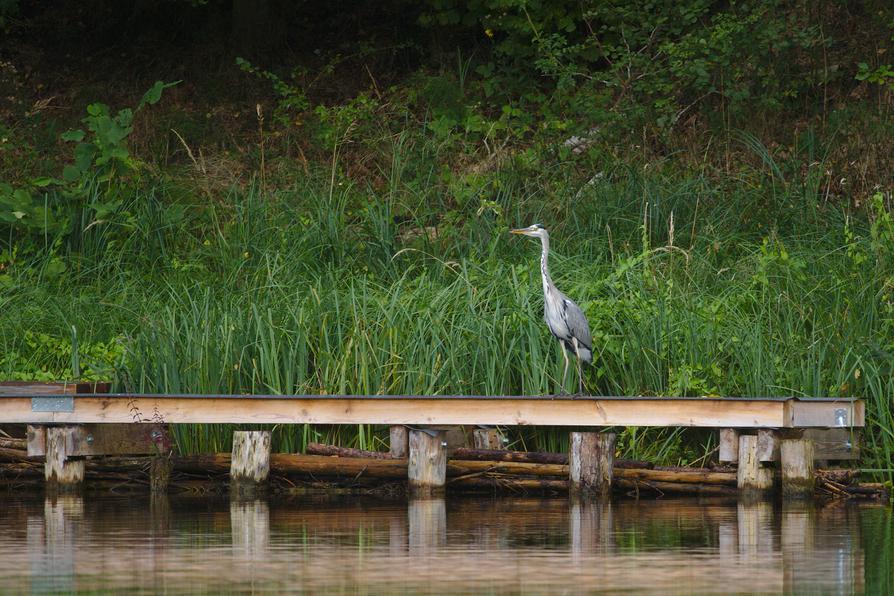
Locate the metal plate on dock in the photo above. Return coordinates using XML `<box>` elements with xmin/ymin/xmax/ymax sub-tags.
<box><xmin>31</xmin><ymin>396</ymin><xmax>74</xmax><ymax>412</ymax></box>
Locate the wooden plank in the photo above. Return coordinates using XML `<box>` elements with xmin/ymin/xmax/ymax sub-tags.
<box><xmin>27</xmin><ymin>423</ymin><xmax>169</xmax><ymax>457</ymax></box>
<box><xmin>0</xmin><ymin>395</ymin><xmax>863</xmax><ymax>428</ymax></box>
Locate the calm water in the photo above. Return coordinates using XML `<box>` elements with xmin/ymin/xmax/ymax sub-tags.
<box><xmin>0</xmin><ymin>493</ymin><xmax>891</xmax><ymax>594</ymax></box>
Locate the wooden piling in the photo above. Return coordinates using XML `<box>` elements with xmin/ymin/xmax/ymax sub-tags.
<box><xmin>737</xmin><ymin>434</ymin><xmax>774</xmax><ymax>497</ymax></box>
<box><xmin>44</xmin><ymin>426</ymin><xmax>85</xmax><ymax>492</ymax></box>
<box><xmin>389</xmin><ymin>425</ymin><xmax>409</xmax><ymax>458</ymax></box>
<box><xmin>472</xmin><ymin>428</ymin><xmax>505</xmax><ymax>450</ymax></box>
<box><xmin>230</xmin><ymin>431</ymin><xmax>271</xmax><ymax>497</ymax></box>
<box><xmin>719</xmin><ymin>428</ymin><xmax>739</xmax><ymax>463</ymax></box>
<box><xmin>780</xmin><ymin>439</ymin><xmax>815</xmax><ymax>498</ymax></box>
<box><xmin>150</xmin><ymin>456</ymin><xmax>172</xmax><ymax>494</ymax></box>
<box><xmin>569</xmin><ymin>432</ymin><xmax>616</xmax><ymax>497</ymax></box>
<box><xmin>757</xmin><ymin>429</ymin><xmax>780</xmax><ymax>462</ymax></box>
<box><xmin>408</xmin><ymin>430</ymin><xmax>446</xmax><ymax>496</ymax></box>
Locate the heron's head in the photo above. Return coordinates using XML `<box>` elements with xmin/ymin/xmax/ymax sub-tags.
<box><xmin>510</xmin><ymin>223</ymin><xmax>548</xmax><ymax>239</ymax></box>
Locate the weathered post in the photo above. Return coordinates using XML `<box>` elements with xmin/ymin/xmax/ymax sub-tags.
<box><xmin>230</xmin><ymin>430</ymin><xmax>271</xmax><ymax>497</ymax></box>
<box><xmin>780</xmin><ymin>439</ymin><xmax>815</xmax><ymax>498</ymax></box>
<box><xmin>44</xmin><ymin>426</ymin><xmax>85</xmax><ymax>493</ymax></box>
<box><xmin>718</xmin><ymin>428</ymin><xmax>739</xmax><ymax>463</ymax></box>
<box><xmin>472</xmin><ymin>428</ymin><xmax>505</xmax><ymax>450</ymax></box>
<box><xmin>150</xmin><ymin>456</ymin><xmax>172</xmax><ymax>495</ymax></box>
<box><xmin>737</xmin><ymin>435</ymin><xmax>774</xmax><ymax>498</ymax></box>
<box><xmin>757</xmin><ymin>429</ymin><xmax>780</xmax><ymax>462</ymax></box>
<box><xmin>408</xmin><ymin>430</ymin><xmax>446</xmax><ymax>496</ymax></box>
<box><xmin>389</xmin><ymin>425</ymin><xmax>409</xmax><ymax>458</ymax></box>
<box><xmin>569</xmin><ymin>431</ymin><xmax>616</xmax><ymax>497</ymax></box>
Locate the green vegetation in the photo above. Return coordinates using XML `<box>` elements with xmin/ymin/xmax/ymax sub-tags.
<box><xmin>1</xmin><ymin>1</ymin><xmax>892</xmax><ymax>480</ymax></box>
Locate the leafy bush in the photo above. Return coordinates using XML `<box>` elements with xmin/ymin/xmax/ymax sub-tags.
<box><xmin>0</xmin><ymin>81</ymin><xmax>177</xmax><ymax>268</ymax></box>
<box><xmin>421</xmin><ymin>0</ymin><xmax>827</xmax><ymax>130</ymax></box>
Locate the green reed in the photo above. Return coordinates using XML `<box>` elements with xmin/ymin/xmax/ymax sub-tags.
<box><xmin>3</xmin><ymin>159</ymin><xmax>893</xmax><ymax>478</ymax></box>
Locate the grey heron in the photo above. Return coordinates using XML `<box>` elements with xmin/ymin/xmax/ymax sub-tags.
<box><xmin>511</xmin><ymin>224</ymin><xmax>592</xmax><ymax>394</ymax></box>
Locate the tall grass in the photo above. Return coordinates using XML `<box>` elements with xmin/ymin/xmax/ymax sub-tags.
<box><xmin>2</xmin><ymin>157</ymin><xmax>893</xmax><ymax>478</ymax></box>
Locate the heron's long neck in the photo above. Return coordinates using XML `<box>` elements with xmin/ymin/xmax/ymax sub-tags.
<box><xmin>539</xmin><ymin>235</ymin><xmax>555</xmax><ymax>297</ymax></box>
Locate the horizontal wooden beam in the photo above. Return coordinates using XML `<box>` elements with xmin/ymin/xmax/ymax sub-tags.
<box><xmin>0</xmin><ymin>394</ymin><xmax>864</xmax><ymax>428</ymax></box>
<box><xmin>27</xmin><ymin>423</ymin><xmax>170</xmax><ymax>457</ymax></box>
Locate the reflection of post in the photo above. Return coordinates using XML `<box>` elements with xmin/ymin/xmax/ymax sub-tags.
<box><xmin>230</xmin><ymin>499</ymin><xmax>270</xmax><ymax>559</ymax></box>
<box><xmin>737</xmin><ymin>500</ymin><xmax>783</xmax><ymax>592</ymax></box>
<box><xmin>737</xmin><ymin>500</ymin><xmax>775</xmax><ymax>557</ymax></box>
<box><xmin>29</xmin><ymin>495</ymin><xmax>83</xmax><ymax>594</ymax></box>
<box><xmin>781</xmin><ymin>501</ymin><xmax>814</xmax><ymax>592</ymax></box>
<box><xmin>389</xmin><ymin>508</ymin><xmax>408</xmax><ymax>555</ymax></box>
<box><xmin>150</xmin><ymin>494</ymin><xmax>171</xmax><ymax>539</ymax></box>
<box><xmin>570</xmin><ymin>497</ymin><xmax>613</xmax><ymax>557</ymax></box>
<box><xmin>718</xmin><ymin>519</ymin><xmax>738</xmax><ymax>557</ymax></box>
<box><xmin>803</xmin><ymin>504</ymin><xmax>864</xmax><ymax>594</ymax></box>
<box><xmin>408</xmin><ymin>497</ymin><xmax>446</xmax><ymax>554</ymax></box>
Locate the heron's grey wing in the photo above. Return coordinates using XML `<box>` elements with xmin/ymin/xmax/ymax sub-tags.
<box><xmin>560</xmin><ymin>297</ymin><xmax>592</xmax><ymax>351</ymax></box>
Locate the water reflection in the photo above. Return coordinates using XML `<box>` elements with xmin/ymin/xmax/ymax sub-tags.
<box><xmin>0</xmin><ymin>493</ymin><xmax>889</xmax><ymax>594</ymax></box>
<box><xmin>231</xmin><ymin>499</ymin><xmax>270</xmax><ymax>559</ymax></box>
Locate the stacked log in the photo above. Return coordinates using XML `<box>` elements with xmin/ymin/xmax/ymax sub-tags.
<box><xmin>0</xmin><ymin>440</ymin><xmax>887</xmax><ymax>499</ymax></box>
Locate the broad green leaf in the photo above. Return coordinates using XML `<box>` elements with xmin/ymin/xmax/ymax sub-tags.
<box><xmin>74</xmin><ymin>143</ymin><xmax>95</xmax><ymax>171</ymax></box>
<box><xmin>44</xmin><ymin>258</ymin><xmax>67</xmax><ymax>280</ymax></box>
<box><xmin>141</xmin><ymin>81</ymin><xmax>165</xmax><ymax>106</ymax></box>
<box><xmin>11</xmin><ymin>189</ymin><xmax>31</xmax><ymax>207</ymax></box>
<box><xmin>60</xmin><ymin>129</ymin><xmax>86</xmax><ymax>142</ymax></box>
<box><xmin>115</xmin><ymin>108</ymin><xmax>134</xmax><ymax>128</ymax></box>
<box><xmin>139</xmin><ymin>80</ymin><xmax>180</xmax><ymax>109</ymax></box>
<box><xmin>86</xmin><ymin>103</ymin><xmax>109</xmax><ymax>117</ymax></box>
<box><xmin>62</xmin><ymin>164</ymin><xmax>81</xmax><ymax>183</ymax></box>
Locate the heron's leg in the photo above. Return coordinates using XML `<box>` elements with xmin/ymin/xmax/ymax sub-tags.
<box><xmin>560</xmin><ymin>345</ymin><xmax>570</xmax><ymax>394</ymax></box>
<box><xmin>572</xmin><ymin>338</ymin><xmax>584</xmax><ymax>395</ymax></box>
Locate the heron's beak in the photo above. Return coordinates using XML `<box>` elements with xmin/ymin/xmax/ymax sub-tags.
<box><xmin>509</xmin><ymin>228</ymin><xmax>526</xmax><ymax>235</ymax></box>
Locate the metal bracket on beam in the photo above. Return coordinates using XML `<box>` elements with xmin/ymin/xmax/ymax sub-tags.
<box><xmin>834</xmin><ymin>408</ymin><xmax>848</xmax><ymax>427</ymax></box>
<box><xmin>31</xmin><ymin>396</ymin><xmax>74</xmax><ymax>412</ymax></box>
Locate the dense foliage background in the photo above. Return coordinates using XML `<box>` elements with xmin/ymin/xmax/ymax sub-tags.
<box><xmin>1</xmin><ymin>1</ymin><xmax>892</xmax><ymax>474</ymax></box>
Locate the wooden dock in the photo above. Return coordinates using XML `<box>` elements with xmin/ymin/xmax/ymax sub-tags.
<box><xmin>0</xmin><ymin>390</ymin><xmax>868</xmax><ymax>499</ymax></box>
